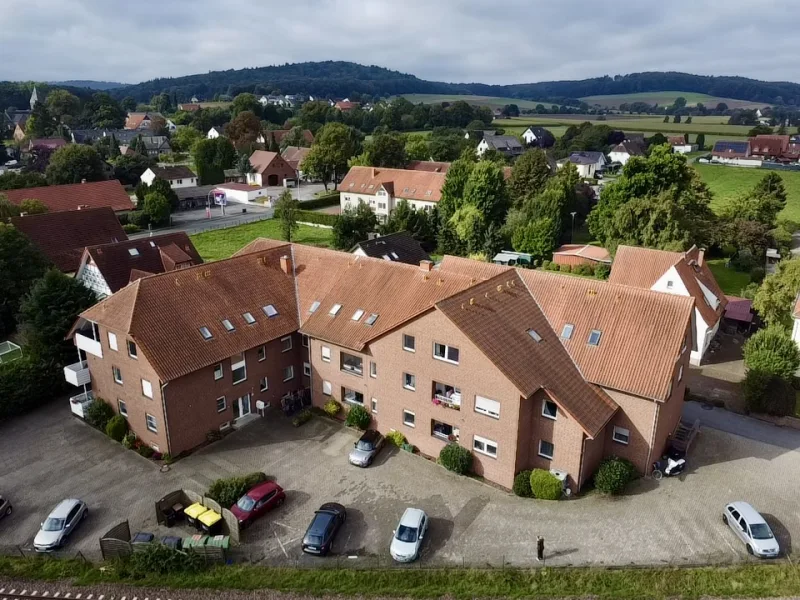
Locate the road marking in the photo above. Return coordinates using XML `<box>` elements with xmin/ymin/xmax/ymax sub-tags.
<box><xmin>271</xmin><ymin>523</ymin><xmax>289</xmax><ymax>558</ymax></box>
<box><xmin>715</xmin><ymin>523</ymin><xmax>739</xmax><ymax>555</ymax></box>
<box><xmin>272</xmin><ymin>521</ymin><xmax>298</xmax><ymax>532</ymax></box>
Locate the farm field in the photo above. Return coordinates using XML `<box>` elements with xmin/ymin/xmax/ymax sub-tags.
<box><xmin>400</xmin><ymin>94</ymin><xmax>547</xmax><ymax>110</ymax></box>
<box><xmin>580</xmin><ymin>91</ymin><xmax>765</xmax><ymax>110</ymax></box>
<box><xmin>494</xmin><ymin>115</ymin><xmax>753</xmax><ymax>137</ymax></box>
<box><xmin>694</xmin><ymin>163</ymin><xmax>800</xmax><ymax>222</ymax></box>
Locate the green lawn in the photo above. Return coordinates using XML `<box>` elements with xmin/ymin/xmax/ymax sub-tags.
<box><xmin>494</xmin><ymin>116</ymin><xmax>753</xmax><ymax>137</ymax></box>
<box><xmin>694</xmin><ymin>164</ymin><xmax>800</xmax><ymax>222</ymax></box>
<box><xmin>580</xmin><ymin>91</ymin><xmax>765</xmax><ymax>110</ymax></box>
<box><xmin>5</xmin><ymin>557</ymin><xmax>800</xmax><ymax>600</ymax></box>
<box><xmin>706</xmin><ymin>258</ymin><xmax>751</xmax><ymax>296</ymax></box>
<box><xmin>190</xmin><ymin>220</ymin><xmax>333</xmax><ymax>262</ymax></box>
<box><xmin>399</xmin><ymin>94</ymin><xmax>548</xmax><ymax>110</ymax></box>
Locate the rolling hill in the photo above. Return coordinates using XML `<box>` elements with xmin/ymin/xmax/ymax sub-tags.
<box><xmin>580</xmin><ymin>91</ymin><xmax>764</xmax><ymax>110</ymax></box>
<box><xmin>50</xmin><ymin>80</ymin><xmax>128</xmax><ymax>90</ymax></box>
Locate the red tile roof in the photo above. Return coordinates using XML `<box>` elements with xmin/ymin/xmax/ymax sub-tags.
<box><xmin>724</xmin><ymin>295</ymin><xmax>753</xmax><ymax>323</ymax></box>
<box><xmin>340</xmin><ymin>166</ymin><xmax>445</xmax><ymax>202</ymax></box>
<box><xmin>4</xmin><ymin>180</ymin><xmax>134</xmax><ymax>213</ymax></box>
<box><xmin>407</xmin><ymin>161</ymin><xmax>451</xmax><ymax>174</ymax></box>
<box><xmin>749</xmin><ymin>135</ymin><xmax>790</xmax><ymax>157</ymax></box>
<box><xmin>248</xmin><ymin>150</ymin><xmax>297</xmax><ymax>176</ymax></box>
<box><xmin>552</xmin><ymin>244</ymin><xmax>611</xmax><ymax>263</ymax></box>
<box><xmin>11</xmin><ymin>207</ymin><xmax>128</xmax><ymax>273</ymax></box>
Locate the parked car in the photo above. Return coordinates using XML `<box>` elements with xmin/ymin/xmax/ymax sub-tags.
<box><xmin>349</xmin><ymin>429</ymin><xmax>385</xmax><ymax>467</ymax></box>
<box><xmin>301</xmin><ymin>502</ymin><xmax>346</xmax><ymax>556</ymax></box>
<box><xmin>230</xmin><ymin>481</ymin><xmax>286</xmax><ymax>528</ymax></box>
<box><xmin>390</xmin><ymin>507</ymin><xmax>429</xmax><ymax>562</ymax></box>
<box><xmin>0</xmin><ymin>495</ymin><xmax>11</xmax><ymax>520</ymax></box>
<box><xmin>34</xmin><ymin>499</ymin><xmax>88</xmax><ymax>552</ymax></box>
<box><xmin>723</xmin><ymin>502</ymin><xmax>780</xmax><ymax>558</ymax></box>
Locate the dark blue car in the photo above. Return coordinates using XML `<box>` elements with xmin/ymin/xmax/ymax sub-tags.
<box><xmin>301</xmin><ymin>502</ymin><xmax>346</xmax><ymax>556</ymax></box>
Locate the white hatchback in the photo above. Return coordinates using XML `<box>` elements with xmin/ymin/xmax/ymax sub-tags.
<box><xmin>723</xmin><ymin>502</ymin><xmax>780</xmax><ymax>558</ymax></box>
<box><xmin>390</xmin><ymin>508</ymin><xmax>428</xmax><ymax>562</ymax></box>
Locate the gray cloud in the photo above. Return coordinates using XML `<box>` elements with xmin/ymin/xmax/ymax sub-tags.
<box><xmin>1</xmin><ymin>0</ymin><xmax>798</xmax><ymax>85</ymax></box>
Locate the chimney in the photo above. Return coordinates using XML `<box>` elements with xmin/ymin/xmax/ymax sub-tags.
<box><xmin>697</xmin><ymin>248</ymin><xmax>705</xmax><ymax>266</ymax></box>
<box><xmin>81</xmin><ymin>178</ymin><xmax>87</xmax><ymax>184</ymax></box>
<box><xmin>419</xmin><ymin>260</ymin><xmax>434</xmax><ymax>272</ymax></box>
<box><xmin>280</xmin><ymin>254</ymin><xmax>292</xmax><ymax>275</ymax></box>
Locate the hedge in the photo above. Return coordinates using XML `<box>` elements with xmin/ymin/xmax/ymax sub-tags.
<box><xmin>0</xmin><ymin>354</ymin><xmax>66</xmax><ymax>420</ymax></box>
<box><xmin>206</xmin><ymin>472</ymin><xmax>269</xmax><ymax>508</ymax></box>
<box><xmin>300</xmin><ymin>192</ymin><xmax>340</xmax><ymax>210</ymax></box>
<box><xmin>345</xmin><ymin>404</ymin><xmax>371</xmax><ymax>430</ymax></box>
<box><xmin>529</xmin><ymin>469</ymin><xmax>562</xmax><ymax>500</ymax></box>
<box><xmin>438</xmin><ymin>443</ymin><xmax>473</xmax><ymax>474</ymax></box>
<box><xmin>386</xmin><ymin>430</ymin><xmax>406</xmax><ymax>447</ymax></box>
<box><xmin>594</xmin><ymin>456</ymin><xmax>636</xmax><ymax>495</ymax></box>
<box><xmin>105</xmin><ymin>414</ymin><xmax>128</xmax><ymax>441</ymax></box>
<box><xmin>86</xmin><ymin>399</ymin><xmax>115</xmax><ymax>431</ymax></box>
<box><xmin>296</xmin><ymin>210</ymin><xmax>337</xmax><ymax>226</ymax></box>
<box><xmin>513</xmin><ymin>470</ymin><xmax>534</xmax><ymax>497</ymax></box>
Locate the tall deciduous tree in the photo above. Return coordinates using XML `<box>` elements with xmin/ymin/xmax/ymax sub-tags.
<box><xmin>743</xmin><ymin>324</ymin><xmax>800</xmax><ymax>380</ymax></box>
<box><xmin>508</xmin><ymin>149</ymin><xmax>552</xmax><ymax>207</ymax></box>
<box><xmin>303</xmin><ymin>123</ymin><xmax>362</xmax><ymax>191</ymax></box>
<box><xmin>274</xmin><ymin>189</ymin><xmax>300</xmax><ymax>241</ymax></box>
<box><xmin>0</xmin><ymin>172</ymin><xmax>47</xmax><ymax>191</ymax></box>
<box><xmin>171</xmin><ymin>126</ymin><xmax>203</xmax><ymax>152</ymax></box>
<box><xmin>227</xmin><ymin>111</ymin><xmax>261</xmax><ymax>150</ymax></box>
<box><xmin>0</xmin><ymin>223</ymin><xmax>51</xmax><ymax>337</ymax></box>
<box><xmin>45</xmin><ymin>90</ymin><xmax>81</xmax><ymax>124</ymax></box>
<box><xmin>753</xmin><ymin>258</ymin><xmax>800</xmax><ymax>327</ymax></box>
<box><xmin>230</xmin><ymin>93</ymin><xmax>261</xmax><ymax>118</ymax></box>
<box><xmin>45</xmin><ymin>145</ymin><xmax>106</xmax><ymax>185</ymax></box>
<box><xmin>332</xmin><ymin>203</ymin><xmax>378</xmax><ymax>250</ymax></box>
<box><xmin>405</xmin><ymin>134</ymin><xmax>430</xmax><ymax>161</ymax></box>
<box><xmin>365</xmin><ymin>133</ymin><xmax>407</xmax><ymax>168</ymax></box>
<box><xmin>142</xmin><ymin>191</ymin><xmax>171</xmax><ymax>226</ymax></box>
<box><xmin>193</xmin><ymin>138</ymin><xmax>235</xmax><ymax>185</ymax></box>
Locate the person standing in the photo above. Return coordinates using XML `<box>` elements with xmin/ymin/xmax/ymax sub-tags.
<box><xmin>536</xmin><ymin>536</ymin><xmax>544</xmax><ymax>562</ymax></box>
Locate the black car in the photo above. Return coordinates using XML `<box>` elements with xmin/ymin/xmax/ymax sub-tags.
<box><xmin>301</xmin><ymin>502</ymin><xmax>346</xmax><ymax>556</ymax></box>
<box><xmin>0</xmin><ymin>495</ymin><xmax>11</xmax><ymax>520</ymax></box>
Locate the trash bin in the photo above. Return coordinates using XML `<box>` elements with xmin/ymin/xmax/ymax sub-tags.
<box><xmin>198</xmin><ymin>509</ymin><xmax>223</xmax><ymax>536</ymax></box>
<box><xmin>182</xmin><ymin>534</ymin><xmax>208</xmax><ymax>549</ymax></box>
<box><xmin>163</xmin><ymin>506</ymin><xmax>176</xmax><ymax>528</ymax></box>
<box><xmin>184</xmin><ymin>502</ymin><xmax>207</xmax><ymax>528</ymax></box>
<box><xmin>132</xmin><ymin>532</ymin><xmax>154</xmax><ymax>545</ymax></box>
<box><xmin>161</xmin><ymin>535</ymin><xmax>182</xmax><ymax>550</ymax></box>
<box><xmin>205</xmin><ymin>535</ymin><xmax>230</xmax><ymax>551</ymax></box>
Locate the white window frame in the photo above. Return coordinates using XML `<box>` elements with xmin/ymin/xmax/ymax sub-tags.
<box><xmin>322</xmin><ymin>380</ymin><xmax>332</xmax><ymax>395</ymax></box>
<box><xmin>343</xmin><ymin>387</ymin><xmax>364</xmax><ymax>405</ymax></box>
<box><xmin>403</xmin><ymin>372</ymin><xmax>416</xmax><ymax>391</ymax></box>
<box><xmin>473</xmin><ymin>435</ymin><xmax>498</xmax><ymax>458</ymax></box>
<box><xmin>371</xmin><ymin>398</ymin><xmax>378</xmax><ymax>414</ymax></box>
<box><xmin>538</xmin><ymin>440</ymin><xmax>554</xmax><ymax>460</ymax></box>
<box><xmin>303</xmin><ymin>362</ymin><xmax>311</xmax><ymax>377</ymax></box>
<box><xmin>433</xmin><ymin>342</ymin><xmax>460</xmax><ymax>364</ymax></box>
<box><xmin>281</xmin><ymin>336</ymin><xmax>292</xmax><ymax>352</ymax></box>
<box><xmin>232</xmin><ymin>353</ymin><xmax>247</xmax><ymax>384</ymax></box>
<box><xmin>321</xmin><ymin>346</ymin><xmax>331</xmax><ymax>362</ymax></box>
<box><xmin>112</xmin><ymin>365</ymin><xmax>123</xmax><ymax>385</ymax></box>
<box><xmin>145</xmin><ymin>413</ymin><xmax>158</xmax><ymax>433</ymax></box>
<box><xmin>403</xmin><ymin>334</ymin><xmax>415</xmax><ymax>352</ymax></box>
<box><xmin>340</xmin><ymin>352</ymin><xmax>363</xmax><ymax>376</ymax></box>
<box><xmin>612</xmin><ymin>426</ymin><xmax>630</xmax><ymax>445</ymax></box>
<box><xmin>118</xmin><ymin>398</ymin><xmax>127</xmax><ymax>417</ymax></box>
<box><xmin>214</xmin><ymin>363</ymin><xmax>223</xmax><ymax>381</ymax></box>
<box><xmin>216</xmin><ymin>396</ymin><xmax>226</xmax><ymax>413</ymax></box>
<box><xmin>403</xmin><ymin>409</ymin><xmax>415</xmax><ymax>428</ymax></box>
<box><xmin>588</xmin><ymin>329</ymin><xmax>602</xmax><ymax>346</ymax></box>
<box><xmin>257</xmin><ymin>345</ymin><xmax>266</xmax><ymax>361</ymax></box>
<box><xmin>560</xmin><ymin>323</ymin><xmax>574</xmax><ymax>340</ymax></box>
<box><xmin>474</xmin><ymin>395</ymin><xmax>500</xmax><ymax>419</ymax></box>
<box><xmin>302</xmin><ymin>334</ymin><xmax>309</xmax><ymax>348</ymax></box>
<box><xmin>369</xmin><ymin>361</ymin><xmax>377</xmax><ymax>378</ymax></box>
<box><xmin>141</xmin><ymin>378</ymin><xmax>153</xmax><ymax>399</ymax></box>
<box><xmin>127</xmin><ymin>340</ymin><xmax>137</xmax><ymax>359</ymax></box>
<box><xmin>283</xmin><ymin>365</ymin><xmax>294</xmax><ymax>381</ymax></box>
<box><xmin>108</xmin><ymin>332</ymin><xmax>118</xmax><ymax>351</ymax></box>
<box><xmin>542</xmin><ymin>399</ymin><xmax>558</xmax><ymax>420</ymax></box>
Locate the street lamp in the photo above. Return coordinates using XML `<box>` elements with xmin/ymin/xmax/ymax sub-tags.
<box><xmin>570</xmin><ymin>212</ymin><xmax>577</xmax><ymax>243</ymax></box>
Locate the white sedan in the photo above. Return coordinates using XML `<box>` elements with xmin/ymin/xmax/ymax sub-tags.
<box><xmin>390</xmin><ymin>508</ymin><xmax>428</xmax><ymax>562</ymax></box>
<box><xmin>722</xmin><ymin>502</ymin><xmax>780</xmax><ymax>558</ymax></box>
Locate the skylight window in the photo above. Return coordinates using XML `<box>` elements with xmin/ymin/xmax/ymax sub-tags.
<box><xmin>222</xmin><ymin>319</ymin><xmax>235</xmax><ymax>332</ymax></box>
<box><xmin>527</xmin><ymin>329</ymin><xmax>542</xmax><ymax>342</ymax></box>
<box><xmin>329</xmin><ymin>304</ymin><xmax>342</xmax><ymax>316</ymax></box>
<box><xmin>382</xmin><ymin>254</ymin><xmax>392</xmax><ymax>261</ymax></box>
<box><xmin>149</xmin><ymin>241</ymin><xmax>156</xmax><ymax>248</ymax></box>
<box><xmin>365</xmin><ymin>313</ymin><xmax>379</xmax><ymax>326</ymax></box>
<box><xmin>352</xmin><ymin>309</ymin><xmax>365</xmax><ymax>321</ymax></box>
<box><xmin>391</xmin><ymin>252</ymin><xmax>399</xmax><ymax>259</ymax></box>
<box><xmin>199</xmin><ymin>326</ymin><xmax>213</xmax><ymax>340</ymax></box>
<box><xmin>263</xmin><ymin>304</ymin><xmax>278</xmax><ymax>318</ymax></box>
<box><xmin>588</xmin><ymin>329</ymin><xmax>602</xmax><ymax>346</ymax></box>
<box><xmin>243</xmin><ymin>312</ymin><xmax>256</xmax><ymax>324</ymax></box>
<box><xmin>128</xmin><ymin>248</ymin><xmax>139</xmax><ymax>257</ymax></box>
<box><xmin>561</xmin><ymin>323</ymin><xmax>574</xmax><ymax>340</ymax></box>
<box><xmin>309</xmin><ymin>300</ymin><xmax>321</xmax><ymax>314</ymax></box>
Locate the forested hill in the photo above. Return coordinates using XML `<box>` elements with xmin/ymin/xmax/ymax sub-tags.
<box><xmin>51</xmin><ymin>80</ymin><xmax>128</xmax><ymax>90</ymax></box>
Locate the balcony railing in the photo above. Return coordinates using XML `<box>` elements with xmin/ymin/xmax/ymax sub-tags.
<box><xmin>341</xmin><ymin>363</ymin><xmax>363</xmax><ymax>376</ymax></box>
<box><xmin>75</xmin><ymin>333</ymin><xmax>103</xmax><ymax>358</ymax></box>
<box><xmin>64</xmin><ymin>360</ymin><xmax>90</xmax><ymax>387</ymax></box>
<box><xmin>432</xmin><ymin>393</ymin><xmax>461</xmax><ymax>410</ymax></box>
<box><xmin>69</xmin><ymin>390</ymin><xmax>95</xmax><ymax>418</ymax></box>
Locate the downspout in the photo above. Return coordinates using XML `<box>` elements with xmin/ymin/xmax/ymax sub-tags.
<box><xmin>577</xmin><ymin>435</ymin><xmax>587</xmax><ymax>492</ymax></box>
<box><xmin>644</xmin><ymin>402</ymin><xmax>660</xmax><ymax>475</ymax></box>
<box><xmin>160</xmin><ymin>381</ymin><xmax>172</xmax><ymax>455</ymax></box>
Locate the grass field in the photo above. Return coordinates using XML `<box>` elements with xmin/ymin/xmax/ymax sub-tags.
<box><xmin>706</xmin><ymin>258</ymin><xmax>752</xmax><ymax>296</ymax></box>
<box><xmin>694</xmin><ymin>164</ymin><xmax>800</xmax><ymax>222</ymax></box>
<box><xmin>400</xmin><ymin>94</ymin><xmax>549</xmax><ymax>110</ymax></box>
<box><xmin>494</xmin><ymin>116</ymin><xmax>753</xmax><ymax>137</ymax></box>
<box><xmin>190</xmin><ymin>219</ymin><xmax>333</xmax><ymax>261</ymax></box>
<box><xmin>581</xmin><ymin>91</ymin><xmax>765</xmax><ymax>110</ymax></box>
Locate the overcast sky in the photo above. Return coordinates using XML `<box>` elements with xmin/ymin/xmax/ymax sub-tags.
<box><xmin>1</xmin><ymin>0</ymin><xmax>798</xmax><ymax>85</ymax></box>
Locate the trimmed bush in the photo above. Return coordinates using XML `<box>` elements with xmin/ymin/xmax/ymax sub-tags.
<box><xmin>0</xmin><ymin>354</ymin><xmax>66</xmax><ymax>419</ymax></box>
<box><xmin>121</xmin><ymin>431</ymin><xmax>137</xmax><ymax>449</ymax></box>
<box><xmin>529</xmin><ymin>469</ymin><xmax>562</xmax><ymax>500</ymax></box>
<box><xmin>558</xmin><ymin>263</ymin><xmax>572</xmax><ymax>273</ymax></box>
<box><xmin>323</xmin><ymin>399</ymin><xmax>342</xmax><ymax>416</ymax></box>
<box><xmin>572</xmin><ymin>263</ymin><xmax>592</xmax><ymax>276</ymax></box>
<box><xmin>300</xmin><ymin>192</ymin><xmax>340</xmax><ymax>210</ymax></box>
<box><xmin>122</xmin><ymin>223</ymin><xmax>141</xmax><ymax>234</ymax></box>
<box><xmin>292</xmin><ymin>409</ymin><xmax>313</xmax><ymax>427</ymax></box>
<box><xmin>512</xmin><ymin>470</ymin><xmax>534</xmax><ymax>498</ymax></box>
<box><xmin>206</xmin><ymin>472</ymin><xmax>268</xmax><ymax>508</ymax></box>
<box><xmin>594</xmin><ymin>263</ymin><xmax>611</xmax><ymax>279</ymax></box>
<box><xmin>749</xmin><ymin>267</ymin><xmax>765</xmax><ymax>284</ymax></box>
<box><xmin>540</xmin><ymin>260</ymin><xmax>551</xmax><ymax>270</ymax></box>
<box><xmin>744</xmin><ymin>368</ymin><xmax>796</xmax><ymax>416</ymax></box>
<box><xmin>743</xmin><ymin>324</ymin><xmax>800</xmax><ymax>380</ymax></box>
<box><xmin>105</xmin><ymin>414</ymin><xmax>128</xmax><ymax>441</ymax></box>
<box><xmin>594</xmin><ymin>456</ymin><xmax>636</xmax><ymax>495</ymax></box>
<box><xmin>128</xmin><ymin>210</ymin><xmax>151</xmax><ymax>229</ymax></box>
<box><xmin>386</xmin><ymin>430</ymin><xmax>405</xmax><ymax>447</ymax></box>
<box><xmin>295</xmin><ymin>209</ymin><xmax>337</xmax><ymax>226</ymax></box>
<box><xmin>138</xmin><ymin>445</ymin><xmax>154</xmax><ymax>458</ymax></box>
<box><xmin>85</xmin><ymin>399</ymin><xmax>115</xmax><ymax>431</ymax></box>
<box><xmin>438</xmin><ymin>443</ymin><xmax>473</xmax><ymax>474</ymax></box>
<box><xmin>345</xmin><ymin>404</ymin><xmax>371</xmax><ymax>430</ymax></box>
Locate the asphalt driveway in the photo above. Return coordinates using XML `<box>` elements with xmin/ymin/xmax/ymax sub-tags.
<box><xmin>2</xmin><ymin>401</ymin><xmax>800</xmax><ymax>567</ymax></box>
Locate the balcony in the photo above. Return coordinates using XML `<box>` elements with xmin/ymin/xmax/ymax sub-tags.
<box><xmin>432</xmin><ymin>381</ymin><xmax>461</xmax><ymax>410</ymax></box>
<box><xmin>64</xmin><ymin>360</ymin><xmax>91</xmax><ymax>387</ymax></box>
<box><xmin>432</xmin><ymin>420</ymin><xmax>460</xmax><ymax>442</ymax></box>
<box><xmin>340</xmin><ymin>353</ymin><xmax>363</xmax><ymax>376</ymax></box>
<box><xmin>75</xmin><ymin>332</ymin><xmax>103</xmax><ymax>358</ymax></box>
<box><xmin>69</xmin><ymin>390</ymin><xmax>95</xmax><ymax>418</ymax></box>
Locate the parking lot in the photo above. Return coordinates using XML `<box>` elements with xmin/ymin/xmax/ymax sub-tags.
<box><xmin>2</xmin><ymin>400</ymin><xmax>800</xmax><ymax>567</ymax></box>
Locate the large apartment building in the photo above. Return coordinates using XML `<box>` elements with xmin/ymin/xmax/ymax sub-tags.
<box><xmin>68</xmin><ymin>241</ymin><xmax>695</xmax><ymax>492</ymax></box>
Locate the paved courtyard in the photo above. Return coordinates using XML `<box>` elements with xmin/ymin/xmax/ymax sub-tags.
<box><xmin>2</xmin><ymin>401</ymin><xmax>800</xmax><ymax>567</ymax></box>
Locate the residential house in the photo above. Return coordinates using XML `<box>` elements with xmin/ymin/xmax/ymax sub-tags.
<box><xmin>177</xmin><ymin>104</ymin><xmax>201</xmax><ymax>112</ymax></box>
<box><xmin>223</xmin><ymin>168</ymin><xmax>245</xmax><ymax>184</ymax></box>
<box><xmin>668</xmin><ymin>136</ymin><xmax>697</xmax><ymax>154</ymax></box>
<box><xmin>350</xmin><ymin>231</ymin><xmax>431</xmax><ymax>265</ymax></box>
<box><xmin>207</xmin><ymin>125</ymin><xmax>227</xmax><ymax>139</ymax></box>
<box><xmin>407</xmin><ymin>160</ymin><xmax>450</xmax><ymax>173</ymax></box>
<box><xmin>213</xmin><ymin>183</ymin><xmax>271</xmax><ymax>205</ymax></box>
<box><xmin>69</xmin><ymin>242</ymin><xmax>693</xmax><ymax>491</ymax></box>
<box><xmin>76</xmin><ymin>233</ymin><xmax>202</xmax><ymax>297</ymax></box>
<box><xmin>339</xmin><ymin>166</ymin><xmax>445</xmax><ymax>223</ymax></box>
<box><xmin>608</xmin><ymin>141</ymin><xmax>645</xmax><ymax>165</ymax></box>
<box><xmin>10</xmin><ymin>207</ymin><xmax>128</xmax><ymax>274</ymax></box>
<box><xmin>3</xmin><ymin>108</ymin><xmax>30</xmax><ymax>133</ymax></box>
<box><xmin>124</xmin><ymin>112</ymin><xmax>165</xmax><ymax>130</ymax></box>
<box><xmin>263</xmin><ymin>129</ymin><xmax>315</xmax><ymax>147</ymax></box>
<box><xmin>141</xmin><ymin>166</ymin><xmax>198</xmax><ymax>189</ymax></box>
<box><xmin>711</xmin><ymin>141</ymin><xmax>761</xmax><ymax>166</ymax></box>
<box><xmin>609</xmin><ymin>245</ymin><xmax>725</xmax><ymax>366</ymax></box>
<box><xmin>120</xmin><ymin>135</ymin><xmax>172</xmax><ymax>157</ymax></box>
<box><xmin>12</xmin><ymin>115</ymin><xmax>30</xmax><ymax>142</ymax></box>
<box><xmin>28</xmin><ymin>138</ymin><xmax>68</xmax><ymax>151</ymax></box>
<box><xmin>4</xmin><ymin>180</ymin><xmax>134</xmax><ymax>213</ymax></box>
<box><xmin>281</xmin><ymin>146</ymin><xmax>311</xmax><ymax>174</ymax></box>
<box><xmin>465</xmin><ymin>130</ymin><xmax>497</xmax><ymax>140</ymax></box>
<box><xmin>521</xmin><ymin>127</ymin><xmax>553</xmax><ymax>147</ymax></box>
<box><xmin>552</xmin><ymin>244</ymin><xmax>611</xmax><ymax>267</ymax></box>
<box><xmin>558</xmin><ymin>152</ymin><xmax>607</xmax><ymax>178</ymax></box>
<box><xmin>334</xmin><ymin>100</ymin><xmax>359</xmax><ymax>112</ymax></box>
<box><xmin>748</xmin><ymin>135</ymin><xmax>790</xmax><ymax>160</ymax></box>
<box><xmin>247</xmin><ymin>150</ymin><xmax>298</xmax><ymax>186</ymax></box>
<box><xmin>476</xmin><ymin>135</ymin><xmax>524</xmax><ymax>158</ymax></box>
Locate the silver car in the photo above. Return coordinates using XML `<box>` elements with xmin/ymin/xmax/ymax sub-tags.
<box><xmin>723</xmin><ymin>501</ymin><xmax>780</xmax><ymax>558</ymax></box>
<box><xmin>34</xmin><ymin>499</ymin><xmax>88</xmax><ymax>552</ymax></box>
<box><xmin>349</xmin><ymin>430</ymin><xmax>384</xmax><ymax>467</ymax></box>
<box><xmin>390</xmin><ymin>507</ymin><xmax>428</xmax><ymax>562</ymax></box>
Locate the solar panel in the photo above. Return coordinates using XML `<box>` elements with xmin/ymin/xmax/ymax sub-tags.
<box><xmin>714</xmin><ymin>141</ymin><xmax>749</xmax><ymax>153</ymax></box>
